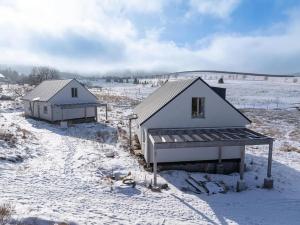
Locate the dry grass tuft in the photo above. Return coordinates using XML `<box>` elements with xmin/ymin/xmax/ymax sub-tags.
<box><xmin>0</xmin><ymin>203</ymin><xmax>14</xmax><ymax>225</ymax></box>
<box><xmin>95</xmin><ymin>93</ymin><xmax>140</xmax><ymax>106</ymax></box>
<box><xmin>0</xmin><ymin>130</ymin><xmax>17</xmax><ymax>147</ymax></box>
<box><xmin>280</xmin><ymin>142</ymin><xmax>300</xmax><ymax>153</ymax></box>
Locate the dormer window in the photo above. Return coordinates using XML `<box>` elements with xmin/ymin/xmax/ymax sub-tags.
<box><xmin>71</xmin><ymin>88</ymin><xmax>78</xmax><ymax>98</ymax></box>
<box><xmin>192</xmin><ymin>97</ymin><xmax>205</xmax><ymax>118</ymax></box>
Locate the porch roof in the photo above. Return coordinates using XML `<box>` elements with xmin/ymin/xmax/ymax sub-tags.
<box><xmin>54</xmin><ymin>102</ymin><xmax>106</xmax><ymax>109</ymax></box>
<box><xmin>148</xmin><ymin>127</ymin><xmax>273</xmax><ymax>148</ymax></box>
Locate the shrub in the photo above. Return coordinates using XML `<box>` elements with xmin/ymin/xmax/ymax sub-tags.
<box><xmin>0</xmin><ymin>203</ymin><xmax>14</xmax><ymax>225</ymax></box>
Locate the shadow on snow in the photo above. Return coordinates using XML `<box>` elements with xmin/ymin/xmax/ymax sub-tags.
<box><xmin>160</xmin><ymin>153</ymin><xmax>300</xmax><ymax>225</ymax></box>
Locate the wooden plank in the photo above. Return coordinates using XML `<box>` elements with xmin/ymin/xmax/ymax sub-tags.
<box><xmin>201</xmin><ymin>133</ymin><xmax>215</xmax><ymax>141</ymax></box>
<box><xmin>185</xmin><ymin>178</ymin><xmax>205</xmax><ymax>194</ymax></box>
<box><xmin>162</xmin><ymin>135</ymin><xmax>173</xmax><ymax>142</ymax></box>
<box><xmin>172</xmin><ymin>135</ymin><xmax>183</xmax><ymax>142</ymax></box>
<box><xmin>210</xmin><ymin>133</ymin><xmax>223</xmax><ymax>140</ymax></box>
<box><xmin>213</xmin><ymin>130</ymin><xmax>232</xmax><ymax>140</ymax></box>
<box><xmin>192</xmin><ymin>134</ymin><xmax>204</xmax><ymax>142</ymax></box>
<box><xmin>220</xmin><ymin>133</ymin><xmax>234</xmax><ymax>140</ymax></box>
<box><xmin>152</xmin><ymin>135</ymin><xmax>162</xmax><ymax>143</ymax></box>
<box><xmin>182</xmin><ymin>134</ymin><xmax>194</xmax><ymax>142</ymax></box>
<box><xmin>197</xmin><ymin>133</ymin><xmax>211</xmax><ymax>141</ymax></box>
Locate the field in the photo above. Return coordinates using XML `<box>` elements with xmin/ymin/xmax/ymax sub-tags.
<box><xmin>0</xmin><ymin>75</ymin><xmax>300</xmax><ymax>225</ymax></box>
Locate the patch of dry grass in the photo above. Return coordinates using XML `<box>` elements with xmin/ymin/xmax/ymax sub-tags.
<box><xmin>0</xmin><ymin>203</ymin><xmax>14</xmax><ymax>225</ymax></box>
<box><xmin>0</xmin><ymin>130</ymin><xmax>17</xmax><ymax>147</ymax></box>
<box><xmin>280</xmin><ymin>142</ymin><xmax>300</xmax><ymax>153</ymax></box>
<box><xmin>95</xmin><ymin>93</ymin><xmax>140</xmax><ymax>106</ymax></box>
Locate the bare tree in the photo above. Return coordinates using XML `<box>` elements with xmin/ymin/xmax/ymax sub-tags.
<box><xmin>27</xmin><ymin>66</ymin><xmax>60</xmax><ymax>85</ymax></box>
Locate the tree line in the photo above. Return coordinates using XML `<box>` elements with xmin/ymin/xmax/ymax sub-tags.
<box><xmin>0</xmin><ymin>66</ymin><xmax>60</xmax><ymax>85</ymax></box>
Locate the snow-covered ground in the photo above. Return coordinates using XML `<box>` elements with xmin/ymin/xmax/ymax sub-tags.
<box><xmin>0</xmin><ymin>77</ymin><xmax>300</xmax><ymax>225</ymax></box>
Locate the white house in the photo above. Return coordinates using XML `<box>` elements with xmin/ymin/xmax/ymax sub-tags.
<box><xmin>0</xmin><ymin>73</ymin><xmax>6</xmax><ymax>82</ymax></box>
<box><xmin>22</xmin><ymin>79</ymin><xmax>105</xmax><ymax>122</ymax></box>
<box><xmin>133</xmin><ymin>77</ymin><xmax>274</xmax><ymax>189</ymax></box>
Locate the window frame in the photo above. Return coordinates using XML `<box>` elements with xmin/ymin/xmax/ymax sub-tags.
<box><xmin>43</xmin><ymin>106</ymin><xmax>48</xmax><ymax>114</ymax></box>
<box><xmin>191</xmin><ymin>97</ymin><xmax>205</xmax><ymax>118</ymax></box>
<box><xmin>71</xmin><ymin>87</ymin><xmax>78</xmax><ymax>98</ymax></box>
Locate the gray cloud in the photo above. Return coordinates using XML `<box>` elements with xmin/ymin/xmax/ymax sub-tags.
<box><xmin>29</xmin><ymin>31</ymin><xmax>125</xmax><ymax>62</ymax></box>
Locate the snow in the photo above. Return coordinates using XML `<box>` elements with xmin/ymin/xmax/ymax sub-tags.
<box><xmin>0</xmin><ymin>77</ymin><xmax>300</xmax><ymax>224</ymax></box>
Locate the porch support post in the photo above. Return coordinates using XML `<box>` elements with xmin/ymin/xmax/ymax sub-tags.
<box><xmin>216</xmin><ymin>146</ymin><xmax>224</xmax><ymax>174</ymax></box>
<box><xmin>51</xmin><ymin>105</ymin><xmax>53</xmax><ymax>122</ymax></box>
<box><xmin>237</xmin><ymin>145</ymin><xmax>246</xmax><ymax>192</ymax></box>
<box><xmin>240</xmin><ymin>146</ymin><xmax>245</xmax><ymax>180</ymax></box>
<box><xmin>153</xmin><ymin>145</ymin><xmax>158</xmax><ymax>188</ymax></box>
<box><xmin>95</xmin><ymin>106</ymin><xmax>98</xmax><ymax>122</ymax></box>
<box><xmin>264</xmin><ymin>141</ymin><xmax>274</xmax><ymax>189</ymax></box>
<box><xmin>218</xmin><ymin>146</ymin><xmax>222</xmax><ymax>163</ymax></box>
<box><xmin>105</xmin><ymin>104</ymin><xmax>108</xmax><ymax>121</ymax></box>
<box><xmin>129</xmin><ymin>118</ymin><xmax>132</xmax><ymax>148</ymax></box>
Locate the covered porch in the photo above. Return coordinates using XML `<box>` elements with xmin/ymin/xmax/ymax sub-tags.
<box><xmin>53</xmin><ymin>102</ymin><xmax>108</xmax><ymax>122</ymax></box>
<box><xmin>148</xmin><ymin>127</ymin><xmax>274</xmax><ymax>191</ymax></box>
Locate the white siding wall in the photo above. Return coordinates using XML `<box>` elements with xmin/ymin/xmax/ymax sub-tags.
<box><xmin>24</xmin><ymin>100</ymin><xmax>32</xmax><ymax>116</ymax></box>
<box><xmin>52</xmin><ymin>106</ymin><xmax>96</xmax><ymax>121</ymax></box>
<box><xmin>143</xmin><ymin>79</ymin><xmax>249</xmax><ymax>129</ymax></box>
<box><xmin>146</xmin><ymin>141</ymin><xmax>242</xmax><ymax>163</ymax></box>
<box><xmin>49</xmin><ymin>79</ymin><xmax>97</xmax><ymax>105</ymax></box>
<box><xmin>25</xmin><ymin>101</ymin><xmax>52</xmax><ymax>121</ymax></box>
<box><xmin>23</xmin><ymin>80</ymin><xmax>99</xmax><ymax>122</ymax></box>
<box><xmin>138</xmin><ymin>79</ymin><xmax>249</xmax><ymax>163</ymax></box>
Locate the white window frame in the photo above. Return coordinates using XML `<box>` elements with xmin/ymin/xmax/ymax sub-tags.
<box><xmin>71</xmin><ymin>87</ymin><xmax>78</xmax><ymax>98</ymax></box>
<box><xmin>192</xmin><ymin>97</ymin><xmax>205</xmax><ymax>118</ymax></box>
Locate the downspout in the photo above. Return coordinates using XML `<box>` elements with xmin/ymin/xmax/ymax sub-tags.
<box><xmin>128</xmin><ymin>114</ymin><xmax>138</xmax><ymax>149</ymax></box>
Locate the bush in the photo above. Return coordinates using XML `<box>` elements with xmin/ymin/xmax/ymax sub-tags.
<box><xmin>0</xmin><ymin>203</ymin><xmax>14</xmax><ymax>225</ymax></box>
<box><xmin>218</xmin><ymin>78</ymin><xmax>224</xmax><ymax>84</ymax></box>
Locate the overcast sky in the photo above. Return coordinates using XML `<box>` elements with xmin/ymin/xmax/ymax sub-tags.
<box><xmin>1</xmin><ymin>0</ymin><xmax>300</xmax><ymax>74</ymax></box>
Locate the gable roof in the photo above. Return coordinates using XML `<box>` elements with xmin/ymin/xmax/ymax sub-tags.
<box><xmin>134</xmin><ymin>77</ymin><xmax>251</xmax><ymax>125</ymax></box>
<box><xmin>22</xmin><ymin>79</ymin><xmax>73</xmax><ymax>101</ymax></box>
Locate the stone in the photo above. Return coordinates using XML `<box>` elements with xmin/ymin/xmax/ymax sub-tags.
<box><xmin>263</xmin><ymin>177</ymin><xmax>274</xmax><ymax>189</ymax></box>
<box><xmin>236</xmin><ymin>180</ymin><xmax>247</xmax><ymax>192</ymax></box>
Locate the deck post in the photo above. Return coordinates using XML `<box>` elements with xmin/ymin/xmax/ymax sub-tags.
<box><xmin>129</xmin><ymin>118</ymin><xmax>132</xmax><ymax>148</ymax></box>
<box><xmin>218</xmin><ymin>146</ymin><xmax>222</xmax><ymax>163</ymax></box>
<box><xmin>51</xmin><ymin>105</ymin><xmax>53</xmax><ymax>122</ymax></box>
<box><xmin>237</xmin><ymin>145</ymin><xmax>246</xmax><ymax>192</ymax></box>
<box><xmin>216</xmin><ymin>146</ymin><xmax>224</xmax><ymax>174</ymax></box>
<box><xmin>240</xmin><ymin>146</ymin><xmax>245</xmax><ymax>180</ymax></box>
<box><xmin>95</xmin><ymin>106</ymin><xmax>98</xmax><ymax>122</ymax></box>
<box><xmin>105</xmin><ymin>104</ymin><xmax>108</xmax><ymax>121</ymax></box>
<box><xmin>153</xmin><ymin>145</ymin><xmax>158</xmax><ymax>188</ymax></box>
<box><xmin>264</xmin><ymin>141</ymin><xmax>274</xmax><ymax>189</ymax></box>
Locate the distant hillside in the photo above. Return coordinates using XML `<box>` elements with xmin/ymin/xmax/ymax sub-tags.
<box><xmin>167</xmin><ymin>70</ymin><xmax>295</xmax><ymax>78</ymax></box>
<box><xmin>59</xmin><ymin>71</ymin><xmax>83</xmax><ymax>79</ymax></box>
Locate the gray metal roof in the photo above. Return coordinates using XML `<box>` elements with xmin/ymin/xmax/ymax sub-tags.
<box><xmin>134</xmin><ymin>77</ymin><xmax>251</xmax><ymax>125</ymax></box>
<box><xmin>134</xmin><ymin>78</ymin><xmax>197</xmax><ymax>124</ymax></box>
<box><xmin>148</xmin><ymin>127</ymin><xmax>273</xmax><ymax>148</ymax></box>
<box><xmin>22</xmin><ymin>79</ymin><xmax>73</xmax><ymax>101</ymax></box>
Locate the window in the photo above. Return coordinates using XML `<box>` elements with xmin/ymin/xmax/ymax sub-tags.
<box><xmin>71</xmin><ymin>88</ymin><xmax>78</xmax><ymax>98</ymax></box>
<box><xmin>192</xmin><ymin>97</ymin><xmax>205</xmax><ymax>118</ymax></box>
<box><xmin>43</xmin><ymin>106</ymin><xmax>48</xmax><ymax>114</ymax></box>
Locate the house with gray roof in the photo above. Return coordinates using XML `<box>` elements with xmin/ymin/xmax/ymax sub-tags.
<box><xmin>133</xmin><ymin>77</ymin><xmax>274</xmax><ymax>190</ymax></box>
<box><xmin>22</xmin><ymin>79</ymin><xmax>103</xmax><ymax>122</ymax></box>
